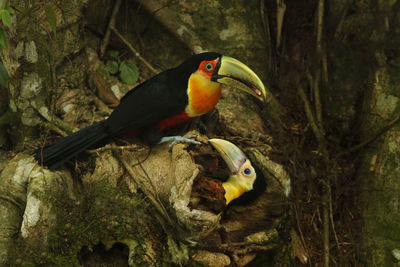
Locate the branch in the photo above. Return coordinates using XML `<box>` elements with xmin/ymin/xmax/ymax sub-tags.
<box><xmin>42</xmin><ymin>122</ymin><xmax>68</xmax><ymax>137</ymax></box>
<box><xmin>87</xmin><ymin>143</ymin><xmax>144</xmax><ymax>154</ymax></box>
<box><xmin>33</xmin><ymin>105</ymin><xmax>78</xmax><ymax>134</ymax></box>
<box><xmin>297</xmin><ymin>85</ymin><xmax>325</xmax><ymax>146</ymax></box>
<box><xmin>315</xmin><ymin>2</ymin><xmax>330</xmax><ymax>266</ymax></box>
<box><xmin>313</xmin><ymin>70</ymin><xmax>324</xmax><ymax>133</ymax></box>
<box><xmin>314</xmin><ymin>0</ymin><xmax>325</xmax><ymax>134</ymax></box>
<box><xmin>276</xmin><ymin>0</ymin><xmax>287</xmax><ymax>48</ymax></box>
<box><xmin>316</xmin><ymin>0</ymin><xmax>325</xmax><ymax>56</ymax></box>
<box><xmin>110</xmin><ymin>26</ymin><xmax>159</xmax><ymax>75</ymax></box>
<box><xmin>293</xmin><ymin>203</ymin><xmax>311</xmax><ymax>265</ymax></box>
<box><xmin>260</xmin><ymin>0</ymin><xmax>273</xmax><ymax>72</ymax></box>
<box><xmin>338</xmin><ymin>113</ymin><xmax>400</xmax><ymax>157</ymax></box>
<box><xmin>100</xmin><ymin>0</ymin><xmax>122</xmax><ymax>57</ymax></box>
<box><xmin>329</xmin><ymin>181</ymin><xmax>340</xmax><ymax>250</ymax></box>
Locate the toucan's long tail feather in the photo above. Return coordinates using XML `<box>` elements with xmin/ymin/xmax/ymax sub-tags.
<box><xmin>34</xmin><ymin>122</ymin><xmax>109</xmax><ymax>170</ymax></box>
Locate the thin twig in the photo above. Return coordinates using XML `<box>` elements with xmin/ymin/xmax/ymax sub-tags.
<box><xmin>334</xmin><ymin>5</ymin><xmax>349</xmax><ymax>40</ymax></box>
<box><xmin>111</xmin><ymin>26</ymin><xmax>159</xmax><ymax>74</ymax></box>
<box><xmin>316</xmin><ymin>0</ymin><xmax>325</xmax><ymax>56</ymax></box>
<box><xmin>276</xmin><ymin>0</ymin><xmax>287</xmax><ymax>48</ymax></box>
<box><xmin>328</xmin><ymin>182</ymin><xmax>340</xmax><ymax>251</ymax></box>
<box><xmin>297</xmin><ymin>86</ymin><xmax>325</xmax><ymax>146</ymax></box>
<box><xmin>338</xmin><ymin>114</ymin><xmax>400</xmax><ymax>157</ymax></box>
<box><xmin>100</xmin><ymin>0</ymin><xmax>122</xmax><ymax>57</ymax></box>
<box><xmin>33</xmin><ymin>104</ymin><xmax>79</xmax><ymax>134</ymax></box>
<box><xmin>313</xmin><ymin>70</ymin><xmax>324</xmax><ymax>134</ymax></box>
<box><xmin>87</xmin><ymin>143</ymin><xmax>144</xmax><ymax>154</ymax></box>
<box><xmin>316</xmin><ymin>2</ymin><xmax>330</xmax><ymax>266</ymax></box>
<box><xmin>322</xmin><ymin>183</ymin><xmax>330</xmax><ymax>267</ymax></box>
<box><xmin>322</xmin><ymin>50</ymin><xmax>329</xmax><ymax>83</ymax></box>
<box><xmin>260</xmin><ymin>0</ymin><xmax>273</xmax><ymax>72</ymax></box>
<box><xmin>42</xmin><ymin>122</ymin><xmax>68</xmax><ymax>137</ymax></box>
<box><xmin>294</xmin><ymin>203</ymin><xmax>312</xmax><ymax>266</ymax></box>
<box><xmin>315</xmin><ymin>0</ymin><xmax>325</xmax><ymax>134</ymax></box>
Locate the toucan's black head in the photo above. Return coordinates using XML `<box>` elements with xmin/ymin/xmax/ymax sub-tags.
<box><xmin>176</xmin><ymin>52</ymin><xmax>222</xmax><ymax>75</ymax></box>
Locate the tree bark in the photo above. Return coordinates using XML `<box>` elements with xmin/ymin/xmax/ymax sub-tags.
<box><xmin>4</xmin><ymin>0</ymin><xmax>400</xmax><ymax>266</ymax></box>
<box><xmin>1</xmin><ymin>0</ymin><xmax>290</xmax><ymax>266</ymax></box>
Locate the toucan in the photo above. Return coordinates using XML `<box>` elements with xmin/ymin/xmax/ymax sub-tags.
<box><xmin>35</xmin><ymin>52</ymin><xmax>267</xmax><ymax>169</ymax></box>
<box><xmin>208</xmin><ymin>139</ymin><xmax>266</xmax><ymax>206</ymax></box>
<box><xmin>190</xmin><ymin>139</ymin><xmax>266</xmax><ymax>212</ymax></box>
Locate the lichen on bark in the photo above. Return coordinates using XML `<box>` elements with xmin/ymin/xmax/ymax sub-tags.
<box><xmin>0</xmin><ymin>0</ymin><xmax>293</xmax><ymax>266</ymax></box>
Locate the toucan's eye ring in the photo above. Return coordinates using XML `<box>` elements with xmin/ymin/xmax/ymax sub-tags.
<box><xmin>205</xmin><ymin>63</ymin><xmax>214</xmax><ymax>71</ymax></box>
<box><xmin>244</xmin><ymin>168</ymin><xmax>251</xmax><ymax>175</ymax></box>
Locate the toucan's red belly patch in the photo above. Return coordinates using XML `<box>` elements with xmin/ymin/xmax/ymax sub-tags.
<box><xmin>156</xmin><ymin>112</ymin><xmax>193</xmax><ymax>131</ymax></box>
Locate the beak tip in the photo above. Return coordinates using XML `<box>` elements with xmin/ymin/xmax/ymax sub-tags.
<box><xmin>217</xmin><ymin>56</ymin><xmax>268</xmax><ymax>102</ymax></box>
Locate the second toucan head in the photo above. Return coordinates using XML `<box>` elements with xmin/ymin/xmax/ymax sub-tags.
<box><xmin>208</xmin><ymin>138</ymin><xmax>267</xmax><ymax>205</ymax></box>
<box><xmin>180</xmin><ymin>52</ymin><xmax>267</xmax><ymax>103</ymax></box>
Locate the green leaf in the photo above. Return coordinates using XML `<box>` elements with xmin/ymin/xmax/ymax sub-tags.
<box><xmin>0</xmin><ymin>61</ymin><xmax>8</xmax><ymax>87</ymax></box>
<box><xmin>44</xmin><ymin>4</ymin><xmax>57</xmax><ymax>35</ymax></box>
<box><xmin>106</xmin><ymin>60</ymin><xmax>119</xmax><ymax>74</ymax></box>
<box><xmin>0</xmin><ymin>10</ymin><xmax>11</xmax><ymax>28</ymax></box>
<box><xmin>6</xmin><ymin>7</ymin><xmax>14</xmax><ymax>15</ymax></box>
<box><xmin>107</xmin><ymin>50</ymin><xmax>119</xmax><ymax>59</ymax></box>
<box><xmin>119</xmin><ymin>61</ymin><xmax>139</xmax><ymax>85</ymax></box>
<box><xmin>0</xmin><ymin>27</ymin><xmax>7</xmax><ymax>49</ymax></box>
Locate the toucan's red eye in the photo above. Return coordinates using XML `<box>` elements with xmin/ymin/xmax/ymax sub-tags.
<box><xmin>205</xmin><ymin>63</ymin><xmax>214</xmax><ymax>72</ymax></box>
<box><xmin>199</xmin><ymin>59</ymin><xmax>219</xmax><ymax>75</ymax></box>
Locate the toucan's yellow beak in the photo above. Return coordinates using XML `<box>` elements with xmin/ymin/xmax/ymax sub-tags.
<box><xmin>212</xmin><ymin>56</ymin><xmax>267</xmax><ymax>102</ymax></box>
<box><xmin>209</xmin><ymin>139</ymin><xmax>257</xmax><ymax>205</ymax></box>
<box><xmin>208</xmin><ymin>138</ymin><xmax>247</xmax><ymax>174</ymax></box>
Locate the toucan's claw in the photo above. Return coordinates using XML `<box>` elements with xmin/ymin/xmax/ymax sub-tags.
<box><xmin>159</xmin><ymin>135</ymin><xmax>202</xmax><ymax>151</ymax></box>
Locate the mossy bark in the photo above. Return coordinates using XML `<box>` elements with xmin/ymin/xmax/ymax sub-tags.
<box><xmin>6</xmin><ymin>0</ymin><xmax>400</xmax><ymax>266</ymax></box>
<box><xmin>326</xmin><ymin>1</ymin><xmax>400</xmax><ymax>265</ymax></box>
<box><xmin>357</xmin><ymin>67</ymin><xmax>400</xmax><ymax>266</ymax></box>
<box><xmin>1</xmin><ymin>0</ymin><xmax>290</xmax><ymax>266</ymax></box>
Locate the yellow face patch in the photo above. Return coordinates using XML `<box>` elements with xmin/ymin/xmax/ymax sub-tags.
<box><xmin>185</xmin><ymin>71</ymin><xmax>222</xmax><ymax>117</ymax></box>
<box><xmin>222</xmin><ymin>181</ymin><xmax>247</xmax><ymax>205</ymax></box>
<box><xmin>222</xmin><ymin>160</ymin><xmax>257</xmax><ymax>205</ymax></box>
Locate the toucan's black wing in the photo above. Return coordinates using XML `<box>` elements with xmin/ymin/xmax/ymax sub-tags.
<box><xmin>105</xmin><ymin>68</ymin><xmax>190</xmax><ymax>135</ymax></box>
<box><xmin>105</xmin><ymin>52</ymin><xmax>223</xmax><ymax>135</ymax></box>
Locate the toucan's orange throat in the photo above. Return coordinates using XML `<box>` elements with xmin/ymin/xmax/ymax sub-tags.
<box><xmin>185</xmin><ymin>71</ymin><xmax>222</xmax><ymax>117</ymax></box>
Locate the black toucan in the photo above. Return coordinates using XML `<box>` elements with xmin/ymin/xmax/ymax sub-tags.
<box><xmin>35</xmin><ymin>52</ymin><xmax>267</xmax><ymax>169</ymax></box>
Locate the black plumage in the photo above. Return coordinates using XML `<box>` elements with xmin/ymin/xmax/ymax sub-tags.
<box><xmin>35</xmin><ymin>52</ymin><xmax>222</xmax><ymax>169</ymax></box>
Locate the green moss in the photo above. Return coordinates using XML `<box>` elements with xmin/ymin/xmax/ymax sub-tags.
<box><xmin>384</xmin><ymin>152</ymin><xmax>400</xmax><ymax>174</ymax></box>
<box><xmin>385</xmin><ymin>66</ymin><xmax>400</xmax><ymax>98</ymax></box>
<box><xmin>10</xmin><ymin>176</ymin><xmax>150</xmax><ymax>266</ymax></box>
<box><xmin>363</xmin><ymin>215</ymin><xmax>400</xmax><ymax>265</ymax></box>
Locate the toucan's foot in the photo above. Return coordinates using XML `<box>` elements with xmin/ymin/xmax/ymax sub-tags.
<box><xmin>159</xmin><ymin>135</ymin><xmax>202</xmax><ymax>151</ymax></box>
